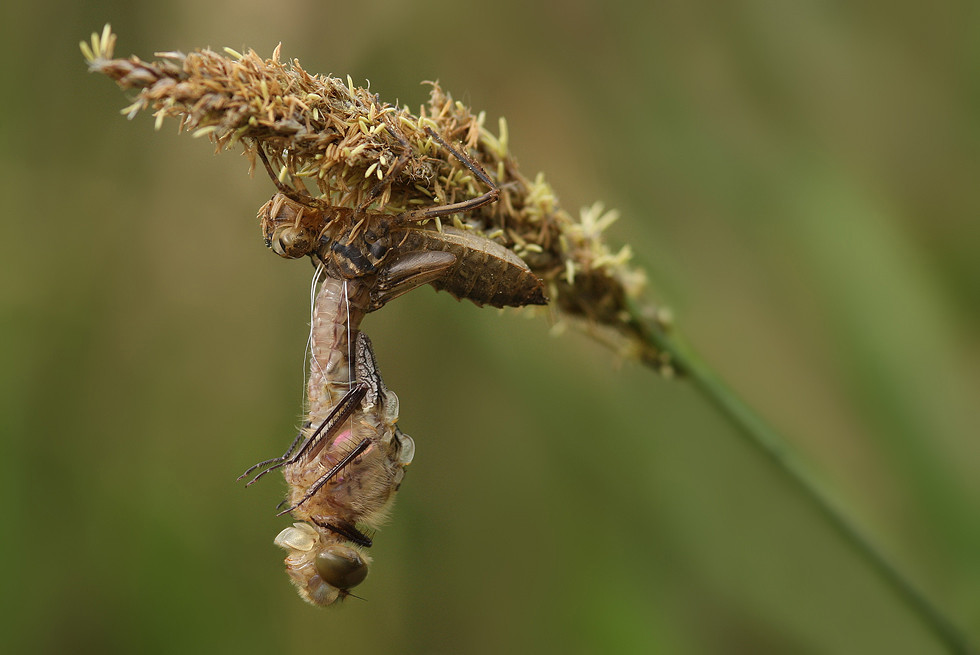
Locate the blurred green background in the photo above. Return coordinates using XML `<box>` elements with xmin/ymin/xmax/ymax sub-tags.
<box><xmin>2</xmin><ymin>1</ymin><xmax>978</xmax><ymax>653</ymax></box>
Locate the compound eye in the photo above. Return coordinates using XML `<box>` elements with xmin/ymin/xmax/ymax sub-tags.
<box><xmin>315</xmin><ymin>546</ymin><xmax>368</xmax><ymax>589</ymax></box>
<box><xmin>271</xmin><ymin>226</ymin><xmax>314</xmax><ymax>259</ymax></box>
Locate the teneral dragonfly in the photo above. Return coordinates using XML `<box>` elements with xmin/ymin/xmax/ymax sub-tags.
<box><xmin>240</xmin><ymin>129</ymin><xmax>549</xmax><ymax>605</ymax></box>
<box><xmin>239</xmin><ymin>271</ymin><xmax>417</xmax><ymax>605</ymax></box>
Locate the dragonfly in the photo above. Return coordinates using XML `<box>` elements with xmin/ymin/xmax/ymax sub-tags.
<box><xmin>239</xmin><ymin>129</ymin><xmax>551</xmax><ymax>606</ymax></box>
<box><xmin>239</xmin><ymin>269</ymin><xmax>421</xmax><ymax>605</ymax></box>
<box><xmin>256</xmin><ymin>126</ymin><xmax>548</xmax><ymax>309</ymax></box>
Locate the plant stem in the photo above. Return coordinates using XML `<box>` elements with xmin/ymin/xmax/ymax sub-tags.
<box><xmin>625</xmin><ymin>308</ymin><xmax>976</xmax><ymax>655</ymax></box>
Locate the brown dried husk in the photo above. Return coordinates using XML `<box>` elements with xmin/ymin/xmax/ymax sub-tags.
<box><xmin>84</xmin><ymin>27</ymin><xmax>662</xmax><ymax>365</ymax></box>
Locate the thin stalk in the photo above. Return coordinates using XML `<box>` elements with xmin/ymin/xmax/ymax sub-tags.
<box><xmin>625</xmin><ymin>307</ymin><xmax>976</xmax><ymax>655</ymax></box>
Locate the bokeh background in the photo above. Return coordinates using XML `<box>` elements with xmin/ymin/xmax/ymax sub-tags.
<box><xmin>2</xmin><ymin>1</ymin><xmax>978</xmax><ymax>653</ymax></box>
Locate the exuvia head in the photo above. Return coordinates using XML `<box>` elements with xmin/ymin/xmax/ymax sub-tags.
<box><xmin>259</xmin><ymin>193</ymin><xmax>320</xmax><ymax>259</ymax></box>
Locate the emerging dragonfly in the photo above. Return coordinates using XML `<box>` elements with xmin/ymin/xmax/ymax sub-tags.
<box><xmin>240</xmin><ymin>128</ymin><xmax>552</xmax><ymax>605</ymax></box>
<box><xmin>239</xmin><ymin>269</ymin><xmax>420</xmax><ymax>605</ymax></box>
<box><xmin>256</xmin><ymin>127</ymin><xmax>548</xmax><ymax>309</ymax></box>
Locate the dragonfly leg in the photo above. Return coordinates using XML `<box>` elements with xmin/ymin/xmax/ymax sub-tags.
<box><xmin>398</xmin><ymin>127</ymin><xmax>500</xmax><ymax>222</ymax></box>
<box><xmin>312</xmin><ymin>517</ymin><xmax>374</xmax><ymax>548</ymax></box>
<box><xmin>239</xmin><ymin>385</ymin><xmax>367</xmax><ymax>487</ymax></box>
<box><xmin>237</xmin><ymin>427</ymin><xmax>306</xmax><ymax>484</ymax></box>
<box><xmin>255</xmin><ymin>143</ymin><xmax>333</xmax><ymax>211</ymax></box>
<box><xmin>370</xmin><ymin>250</ymin><xmax>457</xmax><ymax>309</ymax></box>
<box><xmin>358</xmin><ymin>125</ymin><xmax>412</xmax><ymax>210</ymax></box>
<box><xmin>276</xmin><ymin>437</ymin><xmax>371</xmax><ymax>516</ymax></box>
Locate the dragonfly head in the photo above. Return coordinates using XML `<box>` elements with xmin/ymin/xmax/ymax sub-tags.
<box><xmin>275</xmin><ymin>522</ymin><xmax>370</xmax><ymax>606</ymax></box>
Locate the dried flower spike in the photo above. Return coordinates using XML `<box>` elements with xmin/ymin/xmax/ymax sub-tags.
<box><xmin>84</xmin><ymin>26</ymin><xmax>669</xmax><ymax>371</ymax></box>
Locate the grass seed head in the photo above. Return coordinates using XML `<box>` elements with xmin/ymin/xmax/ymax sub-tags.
<box><xmin>85</xmin><ymin>26</ymin><xmax>665</xmax><ymax>366</ymax></box>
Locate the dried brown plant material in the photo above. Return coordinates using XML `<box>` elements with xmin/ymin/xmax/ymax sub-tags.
<box><xmin>82</xmin><ymin>26</ymin><xmax>669</xmax><ymax>371</ymax></box>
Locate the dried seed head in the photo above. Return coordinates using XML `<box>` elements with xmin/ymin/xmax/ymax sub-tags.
<box><xmin>85</xmin><ymin>26</ymin><xmax>666</xmax><ymax>368</ymax></box>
